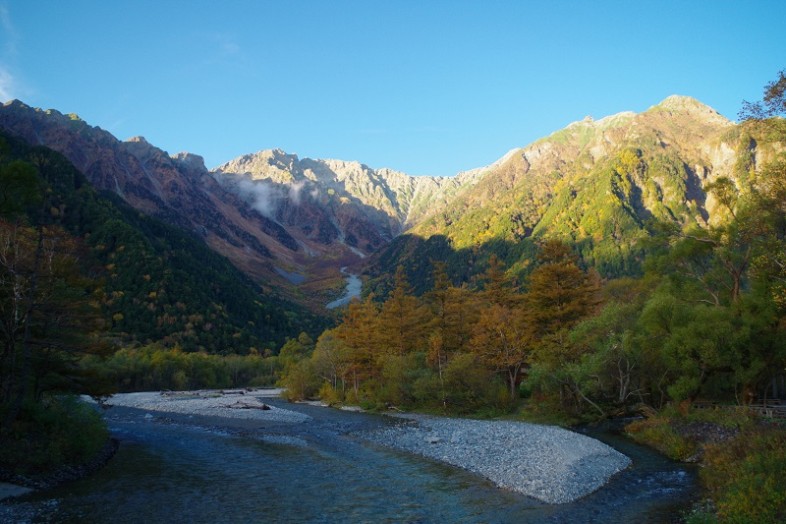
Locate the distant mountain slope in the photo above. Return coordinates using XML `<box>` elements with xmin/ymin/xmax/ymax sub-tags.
<box><xmin>0</xmin><ymin>100</ymin><xmax>311</xmax><ymax>298</ymax></box>
<box><xmin>0</xmin><ymin>131</ymin><xmax>326</xmax><ymax>351</ymax></box>
<box><xmin>0</xmin><ymin>100</ymin><xmax>477</xmax><ymax>308</ymax></box>
<box><xmin>368</xmin><ymin>96</ymin><xmax>786</xmax><ymax>291</ymax></box>
<box><xmin>3</xmin><ymin>96</ymin><xmax>782</xmax><ymax>305</ymax></box>
<box><xmin>213</xmin><ymin>149</ymin><xmax>476</xmax><ymax>254</ymax></box>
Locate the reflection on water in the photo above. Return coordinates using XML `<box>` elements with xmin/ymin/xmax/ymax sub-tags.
<box><xmin>2</xmin><ymin>402</ymin><xmax>696</xmax><ymax>523</ymax></box>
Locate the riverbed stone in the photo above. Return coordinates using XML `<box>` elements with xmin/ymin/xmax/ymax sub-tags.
<box><xmin>362</xmin><ymin>414</ymin><xmax>631</xmax><ymax>504</ymax></box>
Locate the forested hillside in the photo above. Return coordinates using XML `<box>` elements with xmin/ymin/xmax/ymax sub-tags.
<box><xmin>284</xmin><ymin>121</ymin><xmax>786</xmax><ymax>417</ymax></box>
<box><xmin>0</xmin><ymin>132</ymin><xmax>327</xmax><ymax>354</ymax></box>
<box><xmin>367</xmin><ymin>97</ymin><xmax>786</xmax><ymax>295</ymax></box>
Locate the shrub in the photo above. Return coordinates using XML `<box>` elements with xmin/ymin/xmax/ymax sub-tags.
<box><xmin>279</xmin><ymin>360</ymin><xmax>320</xmax><ymax>401</ymax></box>
<box><xmin>625</xmin><ymin>416</ymin><xmax>696</xmax><ymax>460</ymax></box>
<box><xmin>702</xmin><ymin>428</ymin><xmax>786</xmax><ymax>523</ymax></box>
<box><xmin>0</xmin><ymin>395</ymin><xmax>109</xmax><ymax>474</ymax></box>
<box><xmin>318</xmin><ymin>382</ymin><xmax>343</xmax><ymax>406</ymax></box>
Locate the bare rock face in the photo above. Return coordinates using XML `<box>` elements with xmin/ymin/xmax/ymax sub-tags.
<box><xmin>213</xmin><ymin>150</ymin><xmax>469</xmax><ymax>253</ymax></box>
<box><xmin>172</xmin><ymin>152</ymin><xmax>209</xmax><ymax>175</ymax></box>
<box><xmin>0</xmin><ymin>99</ymin><xmax>300</xmax><ymax>289</ymax></box>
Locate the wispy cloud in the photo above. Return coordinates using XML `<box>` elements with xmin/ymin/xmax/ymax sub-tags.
<box><xmin>0</xmin><ymin>4</ymin><xmax>17</xmax><ymax>57</ymax></box>
<box><xmin>0</xmin><ymin>3</ymin><xmax>19</xmax><ymax>101</ymax></box>
<box><xmin>0</xmin><ymin>66</ymin><xmax>14</xmax><ymax>101</ymax></box>
<box><xmin>211</xmin><ymin>32</ymin><xmax>242</xmax><ymax>58</ymax></box>
<box><xmin>219</xmin><ymin>39</ymin><xmax>240</xmax><ymax>56</ymax></box>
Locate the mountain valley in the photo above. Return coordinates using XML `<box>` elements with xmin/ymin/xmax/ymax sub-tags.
<box><xmin>1</xmin><ymin>96</ymin><xmax>783</xmax><ymax>306</ymax></box>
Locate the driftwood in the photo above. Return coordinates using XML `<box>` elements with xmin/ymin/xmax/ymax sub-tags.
<box><xmin>226</xmin><ymin>400</ymin><xmax>271</xmax><ymax>410</ymax></box>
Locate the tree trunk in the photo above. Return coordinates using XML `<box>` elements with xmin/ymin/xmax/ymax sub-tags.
<box><xmin>2</xmin><ymin>226</ymin><xmax>43</xmax><ymax>432</ymax></box>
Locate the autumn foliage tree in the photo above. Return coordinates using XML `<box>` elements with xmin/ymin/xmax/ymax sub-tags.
<box><xmin>525</xmin><ymin>240</ymin><xmax>602</xmax><ymax>412</ymax></box>
<box><xmin>469</xmin><ymin>255</ymin><xmax>530</xmax><ymax>400</ymax></box>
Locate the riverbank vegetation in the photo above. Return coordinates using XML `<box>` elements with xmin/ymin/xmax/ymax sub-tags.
<box><xmin>0</xmin><ymin>396</ymin><xmax>108</xmax><ymax>476</ymax></box>
<box><xmin>627</xmin><ymin>406</ymin><xmax>786</xmax><ymax>523</ymax></box>
<box><xmin>273</xmin><ymin>77</ymin><xmax>786</xmax><ymax>521</ymax></box>
<box><xmin>86</xmin><ymin>342</ymin><xmax>294</xmax><ymax>391</ymax></box>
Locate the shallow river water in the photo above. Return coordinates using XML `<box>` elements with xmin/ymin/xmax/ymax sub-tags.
<box><xmin>2</xmin><ymin>400</ymin><xmax>696</xmax><ymax>523</ymax></box>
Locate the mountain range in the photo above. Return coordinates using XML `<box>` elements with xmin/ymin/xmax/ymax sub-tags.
<box><xmin>1</xmin><ymin>95</ymin><xmax>782</xmax><ymax>309</ymax></box>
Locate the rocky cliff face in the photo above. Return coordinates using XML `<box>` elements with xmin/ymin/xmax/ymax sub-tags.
<box><xmin>212</xmin><ymin>150</ymin><xmax>474</xmax><ymax>255</ymax></box>
<box><xmin>0</xmin><ymin>100</ymin><xmax>302</xmax><ymax>293</ymax></box>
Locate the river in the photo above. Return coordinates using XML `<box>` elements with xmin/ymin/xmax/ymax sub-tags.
<box><xmin>326</xmin><ymin>268</ymin><xmax>362</xmax><ymax>309</ymax></box>
<box><xmin>1</xmin><ymin>400</ymin><xmax>696</xmax><ymax>523</ymax></box>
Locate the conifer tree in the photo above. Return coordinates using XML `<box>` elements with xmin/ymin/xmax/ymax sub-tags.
<box><xmin>378</xmin><ymin>266</ymin><xmax>426</xmax><ymax>356</ymax></box>
<box><xmin>333</xmin><ymin>295</ymin><xmax>380</xmax><ymax>400</ymax></box>
<box><xmin>526</xmin><ymin>240</ymin><xmax>600</xmax><ymax>338</ymax></box>
<box><xmin>469</xmin><ymin>303</ymin><xmax>531</xmax><ymax>400</ymax></box>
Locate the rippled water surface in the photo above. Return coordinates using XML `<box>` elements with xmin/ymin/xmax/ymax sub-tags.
<box><xmin>3</xmin><ymin>402</ymin><xmax>696</xmax><ymax>523</ymax></box>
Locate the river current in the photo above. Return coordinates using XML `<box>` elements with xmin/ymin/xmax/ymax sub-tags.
<box><xmin>2</xmin><ymin>400</ymin><xmax>696</xmax><ymax>523</ymax></box>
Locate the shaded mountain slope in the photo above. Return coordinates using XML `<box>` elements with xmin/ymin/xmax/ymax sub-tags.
<box><xmin>0</xmin><ymin>131</ymin><xmax>326</xmax><ymax>352</ymax></box>
<box><xmin>0</xmin><ymin>101</ymin><xmax>307</xmax><ymax>297</ymax></box>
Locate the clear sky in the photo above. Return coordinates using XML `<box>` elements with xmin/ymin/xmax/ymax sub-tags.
<box><xmin>1</xmin><ymin>1</ymin><xmax>784</xmax><ymax>176</ymax></box>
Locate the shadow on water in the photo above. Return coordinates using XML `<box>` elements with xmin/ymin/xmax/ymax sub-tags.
<box><xmin>2</xmin><ymin>402</ymin><xmax>696</xmax><ymax>523</ymax></box>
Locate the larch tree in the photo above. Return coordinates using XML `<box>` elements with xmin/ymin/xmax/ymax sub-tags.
<box><xmin>469</xmin><ymin>303</ymin><xmax>532</xmax><ymax>400</ymax></box>
<box><xmin>525</xmin><ymin>240</ymin><xmax>601</xmax><ymax>409</ymax></box>
<box><xmin>426</xmin><ymin>261</ymin><xmax>478</xmax><ymax>402</ymax></box>
<box><xmin>378</xmin><ymin>265</ymin><xmax>427</xmax><ymax>357</ymax></box>
<box><xmin>526</xmin><ymin>240</ymin><xmax>600</xmax><ymax>340</ymax></box>
<box><xmin>468</xmin><ymin>255</ymin><xmax>531</xmax><ymax>400</ymax></box>
<box><xmin>333</xmin><ymin>295</ymin><xmax>381</xmax><ymax>400</ymax></box>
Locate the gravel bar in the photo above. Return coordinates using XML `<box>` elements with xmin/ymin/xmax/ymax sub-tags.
<box><xmin>104</xmin><ymin>391</ymin><xmax>629</xmax><ymax>504</ymax></box>
<box><xmin>362</xmin><ymin>414</ymin><xmax>631</xmax><ymax>504</ymax></box>
<box><xmin>103</xmin><ymin>390</ymin><xmax>311</xmax><ymax>424</ymax></box>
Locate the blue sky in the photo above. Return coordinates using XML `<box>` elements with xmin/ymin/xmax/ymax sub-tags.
<box><xmin>1</xmin><ymin>1</ymin><xmax>785</xmax><ymax>176</ymax></box>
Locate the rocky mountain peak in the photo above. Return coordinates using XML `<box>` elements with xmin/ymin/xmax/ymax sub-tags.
<box><xmin>172</xmin><ymin>152</ymin><xmax>208</xmax><ymax>174</ymax></box>
<box><xmin>649</xmin><ymin>95</ymin><xmax>732</xmax><ymax>126</ymax></box>
<box><xmin>3</xmin><ymin>99</ymin><xmax>31</xmax><ymax>111</ymax></box>
<box><xmin>214</xmin><ymin>149</ymin><xmax>300</xmax><ymax>183</ymax></box>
